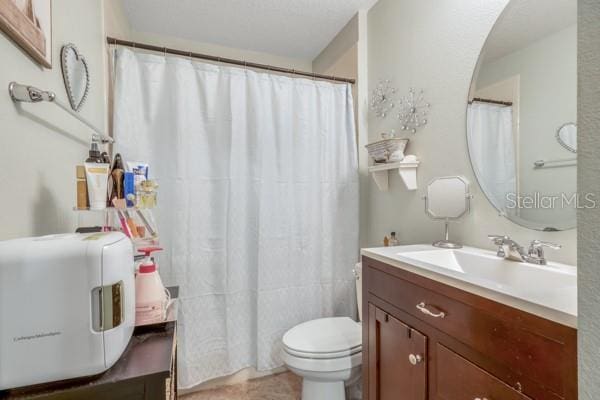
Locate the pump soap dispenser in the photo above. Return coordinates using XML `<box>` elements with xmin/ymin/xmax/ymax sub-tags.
<box><xmin>135</xmin><ymin>247</ymin><xmax>170</xmax><ymax>325</ymax></box>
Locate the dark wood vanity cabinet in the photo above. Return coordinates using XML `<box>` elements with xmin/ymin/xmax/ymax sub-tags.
<box><xmin>362</xmin><ymin>256</ymin><xmax>577</xmax><ymax>400</ymax></box>
<box><xmin>368</xmin><ymin>304</ymin><xmax>427</xmax><ymax>400</ymax></box>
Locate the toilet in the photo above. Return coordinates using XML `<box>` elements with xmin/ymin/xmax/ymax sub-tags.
<box><xmin>281</xmin><ymin>264</ymin><xmax>362</xmax><ymax>400</ymax></box>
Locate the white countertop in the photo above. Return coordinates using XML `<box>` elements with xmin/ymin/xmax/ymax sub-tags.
<box><xmin>361</xmin><ymin>245</ymin><xmax>577</xmax><ymax>328</ymax></box>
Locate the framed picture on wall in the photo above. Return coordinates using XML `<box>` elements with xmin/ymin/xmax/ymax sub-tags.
<box><xmin>0</xmin><ymin>0</ymin><xmax>52</xmax><ymax>68</ymax></box>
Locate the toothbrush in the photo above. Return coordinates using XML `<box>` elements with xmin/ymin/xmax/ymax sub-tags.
<box><xmin>117</xmin><ymin>210</ymin><xmax>133</xmax><ymax>237</ymax></box>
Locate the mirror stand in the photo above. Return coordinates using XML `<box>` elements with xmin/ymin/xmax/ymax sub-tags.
<box><xmin>424</xmin><ymin>176</ymin><xmax>471</xmax><ymax>249</ymax></box>
<box><xmin>432</xmin><ymin>219</ymin><xmax>462</xmax><ymax>249</ymax></box>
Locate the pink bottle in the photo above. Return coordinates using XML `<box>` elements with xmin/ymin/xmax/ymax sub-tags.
<box><xmin>135</xmin><ymin>247</ymin><xmax>170</xmax><ymax>325</ymax></box>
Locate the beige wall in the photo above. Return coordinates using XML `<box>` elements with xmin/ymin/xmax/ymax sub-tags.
<box><xmin>104</xmin><ymin>0</ymin><xmax>132</xmax><ymax>39</ymax></box>
<box><xmin>130</xmin><ymin>31</ymin><xmax>313</xmax><ymax>72</ymax></box>
<box><xmin>578</xmin><ymin>0</ymin><xmax>600</xmax><ymax>397</ymax></box>
<box><xmin>0</xmin><ymin>0</ymin><xmax>107</xmax><ymax>240</ymax></box>
<box><xmin>104</xmin><ymin>0</ymin><xmax>312</xmax><ymax>72</ymax></box>
<box><xmin>313</xmin><ymin>14</ymin><xmax>359</xmax><ymax>75</ymax></box>
<box><xmin>366</xmin><ymin>0</ymin><xmax>576</xmax><ymax>264</ymax></box>
<box><xmin>313</xmin><ymin>11</ymin><xmax>370</xmax><ymax>249</ymax></box>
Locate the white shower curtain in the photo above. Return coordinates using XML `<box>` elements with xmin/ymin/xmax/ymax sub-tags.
<box><xmin>112</xmin><ymin>48</ymin><xmax>359</xmax><ymax>388</ymax></box>
<box><xmin>467</xmin><ymin>102</ymin><xmax>516</xmax><ymax>213</ymax></box>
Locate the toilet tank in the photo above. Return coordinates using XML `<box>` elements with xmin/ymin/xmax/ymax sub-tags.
<box><xmin>354</xmin><ymin>263</ymin><xmax>362</xmax><ymax>322</ymax></box>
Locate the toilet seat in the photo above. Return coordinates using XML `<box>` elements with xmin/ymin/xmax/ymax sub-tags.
<box><xmin>282</xmin><ymin>347</ymin><xmax>362</xmax><ymax>373</ymax></box>
<box><xmin>282</xmin><ymin>317</ymin><xmax>362</xmax><ymax>360</ymax></box>
<box><xmin>283</xmin><ymin>344</ymin><xmax>362</xmax><ymax>360</ymax></box>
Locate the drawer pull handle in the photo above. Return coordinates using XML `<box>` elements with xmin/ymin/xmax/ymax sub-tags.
<box><xmin>474</xmin><ymin>398</ymin><xmax>489</xmax><ymax>400</ymax></box>
<box><xmin>408</xmin><ymin>354</ymin><xmax>423</xmax><ymax>365</ymax></box>
<box><xmin>416</xmin><ymin>302</ymin><xmax>445</xmax><ymax>318</ymax></box>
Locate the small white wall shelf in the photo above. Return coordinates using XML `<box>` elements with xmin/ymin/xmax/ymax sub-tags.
<box><xmin>368</xmin><ymin>155</ymin><xmax>420</xmax><ymax>191</ymax></box>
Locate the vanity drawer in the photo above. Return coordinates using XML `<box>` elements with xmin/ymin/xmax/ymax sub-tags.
<box><xmin>436</xmin><ymin>344</ymin><xmax>532</xmax><ymax>400</ymax></box>
<box><xmin>366</xmin><ymin>262</ymin><xmax>574</xmax><ymax>398</ymax></box>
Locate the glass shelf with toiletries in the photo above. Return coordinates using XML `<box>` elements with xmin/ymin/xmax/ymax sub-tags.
<box><xmin>74</xmin><ymin>206</ymin><xmax>160</xmax><ymax>248</ymax></box>
<box><xmin>75</xmin><ymin>146</ymin><xmax>160</xmax><ymax>247</ymax></box>
<box><xmin>72</xmin><ymin>206</ymin><xmax>155</xmax><ymax>212</ymax></box>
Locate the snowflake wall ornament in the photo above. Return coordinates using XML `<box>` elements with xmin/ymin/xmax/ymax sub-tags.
<box><xmin>370</xmin><ymin>79</ymin><xmax>397</xmax><ymax>118</ymax></box>
<box><xmin>397</xmin><ymin>88</ymin><xmax>431</xmax><ymax>133</ymax></box>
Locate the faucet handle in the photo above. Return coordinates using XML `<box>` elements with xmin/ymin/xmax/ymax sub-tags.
<box><xmin>529</xmin><ymin>240</ymin><xmax>562</xmax><ymax>251</ymax></box>
<box><xmin>488</xmin><ymin>234</ymin><xmax>507</xmax><ymax>257</ymax></box>
<box><xmin>527</xmin><ymin>240</ymin><xmax>561</xmax><ymax>265</ymax></box>
<box><xmin>488</xmin><ymin>234</ymin><xmax>507</xmax><ymax>245</ymax></box>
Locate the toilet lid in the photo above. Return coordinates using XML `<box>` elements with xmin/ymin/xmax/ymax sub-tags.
<box><xmin>282</xmin><ymin>317</ymin><xmax>361</xmax><ymax>357</ymax></box>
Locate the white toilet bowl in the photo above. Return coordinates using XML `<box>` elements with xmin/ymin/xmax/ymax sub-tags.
<box><xmin>281</xmin><ymin>317</ymin><xmax>362</xmax><ymax>400</ymax></box>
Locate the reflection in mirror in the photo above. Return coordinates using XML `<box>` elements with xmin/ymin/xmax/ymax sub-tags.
<box><xmin>467</xmin><ymin>0</ymin><xmax>576</xmax><ymax>231</ymax></box>
<box><xmin>556</xmin><ymin>123</ymin><xmax>577</xmax><ymax>153</ymax></box>
<box><xmin>424</xmin><ymin>176</ymin><xmax>471</xmax><ymax>249</ymax></box>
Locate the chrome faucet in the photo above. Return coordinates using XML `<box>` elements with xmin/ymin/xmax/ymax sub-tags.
<box><xmin>488</xmin><ymin>235</ymin><xmax>561</xmax><ymax>265</ymax></box>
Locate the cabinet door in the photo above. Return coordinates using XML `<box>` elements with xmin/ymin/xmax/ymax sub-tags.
<box><xmin>368</xmin><ymin>304</ymin><xmax>427</xmax><ymax>400</ymax></box>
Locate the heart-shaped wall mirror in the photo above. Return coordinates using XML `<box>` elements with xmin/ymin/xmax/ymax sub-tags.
<box><xmin>60</xmin><ymin>43</ymin><xmax>90</xmax><ymax>111</ymax></box>
<box><xmin>556</xmin><ymin>123</ymin><xmax>577</xmax><ymax>153</ymax></box>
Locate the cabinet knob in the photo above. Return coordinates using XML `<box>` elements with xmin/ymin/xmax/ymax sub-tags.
<box><xmin>408</xmin><ymin>354</ymin><xmax>423</xmax><ymax>365</ymax></box>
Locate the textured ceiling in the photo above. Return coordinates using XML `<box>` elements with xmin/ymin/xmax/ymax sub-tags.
<box><xmin>482</xmin><ymin>0</ymin><xmax>576</xmax><ymax>62</ymax></box>
<box><xmin>121</xmin><ymin>0</ymin><xmax>377</xmax><ymax>60</ymax></box>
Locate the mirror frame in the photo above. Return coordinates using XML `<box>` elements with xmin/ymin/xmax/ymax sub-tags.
<box><xmin>424</xmin><ymin>176</ymin><xmax>471</xmax><ymax>221</ymax></box>
<box><xmin>60</xmin><ymin>43</ymin><xmax>90</xmax><ymax>112</ymax></box>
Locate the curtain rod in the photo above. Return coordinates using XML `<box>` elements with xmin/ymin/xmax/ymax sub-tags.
<box><xmin>469</xmin><ymin>97</ymin><xmax>513</xmax><ymax>106</ymax></box>
<box><xmin>106</xmin><ymin>37</ymin><xmax>356</xmax><ymax>84</ymax></box>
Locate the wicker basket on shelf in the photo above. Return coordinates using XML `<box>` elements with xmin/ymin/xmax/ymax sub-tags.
<box><xmin>365</xmin><ymin>138</ymin><xmax>409</xmax><ymax>163</ymax></box>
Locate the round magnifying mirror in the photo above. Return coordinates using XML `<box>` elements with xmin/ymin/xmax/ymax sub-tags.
<box><xmin>466</xmin><ymin>0</ymin><xmax>577</xmax><ymax>231</ymax></box>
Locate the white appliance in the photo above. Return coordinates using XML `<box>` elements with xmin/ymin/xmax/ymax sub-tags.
<box><xmin>0</xmin><ymin>232</ymin><xmax>135</xmax><ymax>390</ymax></box>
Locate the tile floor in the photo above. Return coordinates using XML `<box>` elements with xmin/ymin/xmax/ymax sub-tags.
<box><xmin>181</xmin><ymin>372</ymin><xmax>301</xmax><ymax>400</ymax></box>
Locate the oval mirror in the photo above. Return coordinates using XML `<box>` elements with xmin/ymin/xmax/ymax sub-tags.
<box><xmin>467</xmin><ymin>0</ymin><xmax>577</xmax><ymax>231</ymax></box>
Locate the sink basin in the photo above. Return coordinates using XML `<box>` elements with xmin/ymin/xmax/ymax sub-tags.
<box><xmin>400</xmin><ymin>248</ymin><xmax>576</xmax><ymax>293</ymax></box>
<box><xmin>361</xmin><ymin>245</ymin><xmax>577</xmax><ymax>327</ymax></box>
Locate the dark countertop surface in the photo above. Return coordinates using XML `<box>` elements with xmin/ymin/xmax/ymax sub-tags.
<box><xmin>1</xmin><ymin>286</ymin><xmax>179</xmax><ymax>399</ymax></box>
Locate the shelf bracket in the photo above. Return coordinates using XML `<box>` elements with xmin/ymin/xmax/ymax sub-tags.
<box><xmin>368</xmin><ymin>155</ymin><xmax>420</xmax><ymax>191</ymax></box>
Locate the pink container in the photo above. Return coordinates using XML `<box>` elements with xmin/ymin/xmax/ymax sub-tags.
<box><xmin>135</xmin><ymin>247</ymin><xmax>169</xmax><ymax>325</ymax></box>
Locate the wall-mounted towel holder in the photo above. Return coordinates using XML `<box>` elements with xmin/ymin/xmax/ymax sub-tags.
<box><xmin>8</xmin><ymin>82</ymin><xmax>113</xmax><ymax>144</ymax></box>
<box><xmin>533</xmin><ymin>157</ymin><xmax>576</xmax><ymax>169</ymax></box>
